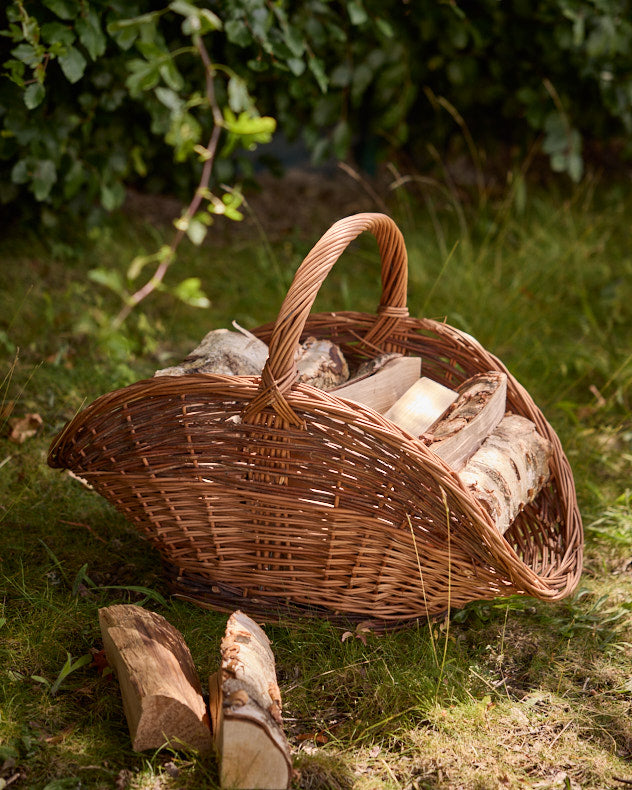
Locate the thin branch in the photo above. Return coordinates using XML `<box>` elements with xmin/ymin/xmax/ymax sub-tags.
<box><xmin>113</xmin><ymin>35</ymin><xmax>223</xmax><ymax>328</ymax></box>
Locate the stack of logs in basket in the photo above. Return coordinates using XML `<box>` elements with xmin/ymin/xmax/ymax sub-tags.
<box><xmin>155</xmin><ymin>324</ymin><xmax>553</xmax><ymax>535</ymax></box>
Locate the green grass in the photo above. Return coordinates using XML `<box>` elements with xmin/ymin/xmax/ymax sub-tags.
<box><xmin>1</xmin><ymin>170</ymin><xmax>632</xmax><ymax>789</ymax></box>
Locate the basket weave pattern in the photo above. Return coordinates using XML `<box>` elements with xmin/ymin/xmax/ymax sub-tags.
<box><xmin>49</xmin><ymin>214</ymin><xmax>583</xmax><ymax>626</ymax></box>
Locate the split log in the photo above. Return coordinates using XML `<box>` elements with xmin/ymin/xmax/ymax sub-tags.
<box><xmin>458</xmin><ymin>414</ymin><xmax>553</xmax><ymax>534</ymax></box>
<box><xmin>209</xmin><ymin>611</ymin><xmax>291</xmax><ymax>790</ymax></box>
<box><xmin>424</xmin><ymin>371</ymin><xmax>507</xmax><ymax>470</ymax></box>
<box><xmin>295</xmin><ymin>337</ymin><xmax>349</xmax><ymax>390</ymax></box>
<box><xmin>384</xmin><ymin>377</ymin><xmax>458</xmax><ymax>437</ymax></box>
<box><xmin>98</xmin><ymin>604</ymin><xmax>211</xmax><ymax>753</ymax></box>
<box><xmin>155</xmin><ymin>326</ymin><xmax>269</xmax><ymax>377</ymax></box>
<box><xmin>332</xmin><ymin>356</ymin><xmax>421</xmax><ymax>413</ymax></box>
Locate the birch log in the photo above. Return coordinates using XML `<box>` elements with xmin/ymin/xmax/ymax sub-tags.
<box><xmin>98</xmin><ymin>605</ymin><xmax>211</xmax><ymax>753</ymax></box>
<box><xmin>425</xmin><ymin>371</ymin><xmax>507</xmax><ymax>470</ymax></box>
<box><xmin>295</xmin><ymin>337</ymin><xmax>349</xmax><ymax>390</ymax></box>
<box><xmin>458</xmin><ymin>414</ymin><xmax>553</xmax><ymax>534</ymax></box>
<box><xmin>209</xmin><ymin>611</ymin><xmax>292</xmax><ymax>790</ymax></box>
<box><xmin>384</xmin><ymin>377</ymin><xmax>458</xmax><ymax>437</ymax></box>
<box><xmin>155</xmin><ymin>327</ymin><xmax>269</xmax><ymax>377</ymax></box>
<box><xmin>332</xmin><ymin>356</ymin><xmax>421</xmax><ymax>413</ymax></box>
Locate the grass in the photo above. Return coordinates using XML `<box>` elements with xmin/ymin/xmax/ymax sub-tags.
<box><xmin>1</xmin><ymin>166</ymin><xmax>632</xmax><ymax>789</ymax></box>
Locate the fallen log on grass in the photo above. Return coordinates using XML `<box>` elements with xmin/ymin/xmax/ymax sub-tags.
<box><xmin>209</xmin><ymin>611</ymin><xmax>292</xmax><ymax>790</ymax></box>
<box><xmin>98</xmin><ymin>604</ymin><xmax>211</xmax><ymax>753</ymax></box>
<box><xmin>458</xmin><ymin>414</ymin><xmax>553</xmax><ymax>534</ymax></box>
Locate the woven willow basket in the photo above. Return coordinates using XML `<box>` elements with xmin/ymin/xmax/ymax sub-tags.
<box><xmin>49</xmin><ymin>213</ymin><xmax>583</xmax><ymax>627</ymax></box>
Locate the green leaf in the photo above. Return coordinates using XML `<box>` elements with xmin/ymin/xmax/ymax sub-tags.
<box><xmin>172</xmin><ymin>277</ymin><xmax>211</xmax><ymax>307</ymax></box>
<box><xmin>32</xmin><ymin>160</ymin><xmax>57</xmax><ymax>201</ymax></box>
<box><xmin>227</xmin><ymin>75</ymin><xmax>250</xmax><ymax>113</ymax></box>
<box><xmin>58</xmin><ymin>45</ymin><xmax>87</xmax><ymax>83</ymax></box>
<box><xmin>40</xmin><ymin>22</ymin><xmax>75</xmax><ymax>47</ymax></box>
<box><xmin>225</xmin><ymin>19</ymin><xmax>251</xmax><ymax>47</ymax></box>
<box><xmin>375</xmin><ymin>17</ymin><xmax>394</xmax><ymax>38</ymax></box>
<box><xmin>159</xmin><ymin>59</ymin><xmax>184</xmax><ymax>92</ymax></box>
<box><xmin>308</xmin><ymin>55</ymin><xmax>328</xmax><ymax>93</ymax></box>
<box><xmin>76</xmin><ymin>9</ymin><xmax>107</xmax><ymax>60</ymax></box>
<box><xmin>155</xmin><ymin>86</ymin><xmax>184</xmax><ymax>112</ymax></box>
<box><xmin>42</xmin><ymin>0</ymin><xmax>79</xmax><ymax>20</ymax></box>
<box><xmin>126</xmin><ymin>58</ymin><xmax>160</xmax><ymax>93</ymax></box>
<box><xmin>50</xmin><ymin>652</ymin><xmax>92</xmax><ymax>695</ymax></box>
<box><xmin>347</xmin><ymin>1</ymin><xmax>368</xmax><ymax>25</ymax></box>
<box><xmin>100</xmin><ymin>181</ymin><xmax>126</xmax><ymax>210</ymax></box>
<box><xmin>11</xmin><ymin>43</ymin><xmax>41</xmax><ymax>67</ymax></box>
<box><xmin>94</xmin><ymin>585</ymin><xmax>168</xmax><ymax>605</ymax></box>
<box><xmin>332</xmin><ymin>119</ymin><xmax>352</xmax><ymax>158</ymax></box>
<box><xmin>287</xmin><ymin>57</ymin><xmax>305</xmax><ymax>76</ymax></box>
<box><xmin>88</xmin><ymin>267</ymin><xmax>126</xmax><ymax>295</ymax></box>
<box><xmin>24</xmin><ymin>83</ymin><xmax>45</xmax><ymax>109</ymax></box>
<box><xmin>185</xmin><ymin>218</ymin><xmax>208</xmax><ymax>246</ymax></box>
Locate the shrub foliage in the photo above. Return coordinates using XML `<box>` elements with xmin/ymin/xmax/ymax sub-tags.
<box><xmin>2</xmin><ymin>0</ymin><xmax>632</xmax><ymax>216</ymax></box>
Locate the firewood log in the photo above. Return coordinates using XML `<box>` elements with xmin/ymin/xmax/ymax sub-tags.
<box><xmin>458</xmin><ymin>414</ymin><xmax>553</xmax><ymax>534</ymax></box>
<box><xmin>332</xmin><ymin>355</ymin><xmax>421</xmax><ymax>413</ymax></box>
<box><xmin>209</xmin><ymin>611</ymin><xmax>292</xmax><ymax>790</ymax></box>
<box><xmin>424</xmin><ymin>371</ymin><xmax>507</xmax><ymax>470</ymax></box>
<box><xmin>98</xmin><ymin>605</ymin><xmax>211</xmax><ymax>753</ymax></box>
<box><xmin>154</xmin><ymin>326</ymin><xmax>269</xmax><ymax>377</ymax></box>
<box><xmin>295</xmin><ymin>336</ymin><xmax>349</xmax><ymax>390</ymax></box>
<box><xmin>384</xmin><ymin>377</ymin><xmax>458</xmax><ymax>437</ymax></box>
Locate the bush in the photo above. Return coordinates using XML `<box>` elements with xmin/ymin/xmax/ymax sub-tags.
<box><xmin>2</xmin><ymin>0</ymin><xmax>632</xmax><ymax>218</ymax></box>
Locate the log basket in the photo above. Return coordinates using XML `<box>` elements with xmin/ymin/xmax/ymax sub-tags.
<box><xmin>48</xmin><ymin>213</ymin><xmax>583</xmax><ymax>627</ymax></box>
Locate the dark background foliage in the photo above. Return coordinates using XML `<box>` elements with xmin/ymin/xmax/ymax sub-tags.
<box><xmin>2</xmin><ymin>0</ymin><xmax>632</xmax><ymax>220</ymax></box>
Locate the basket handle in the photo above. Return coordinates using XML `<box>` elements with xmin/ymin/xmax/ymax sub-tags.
<box><xmin>243</xmin><ymin>212</ymin><xmax>409</xmax><ymax>425</ymax></box>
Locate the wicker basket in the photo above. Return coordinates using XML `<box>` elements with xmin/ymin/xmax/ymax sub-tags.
<box><xmin>48</xmin><ymin>213</ymin><xmax>583</xmax><ymax>627</ymax></box>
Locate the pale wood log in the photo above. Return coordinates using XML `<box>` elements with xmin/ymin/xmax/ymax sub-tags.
<box><xmin>209</xmin><ymin>611</ymin><xmax>291</xmax><ymax>790</ymax></box>
<box><xmin>295</xmin><ymin>336</ymin><xmax>349</xmax><ymax>390</ymax></box>
<box><xmin>155</xmin><ymin>326</ymin><xmax>269</xmax><ymax>377</ymax></box>
<box><xmin>332</xmin><ymin>356</ymin><xmax>422</xmax><ymax>413</ymax></box>
<box><xmin>458</xmin><ymin>414</ymin><xmax>553</xmax><ymax>534</ymax></box>
<box><xmin>425</xmin><ymin>371</ymin><xmax>507</xmax><ymax>471</ymax></box>
<box><xmin>384</xmin><ymin>377</ymin><xmax>458</xmax><ymax>437</ymax></box>
<box><xmin>98</xmin><ymin>604</ymin><xmax>211</xmax><ymax>753</ymax></box>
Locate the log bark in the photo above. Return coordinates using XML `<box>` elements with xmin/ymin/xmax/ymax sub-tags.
<box><xmin>332</xmin><ymin>356</ymin><xmax>421</xmax><ymax>413</ymax></box>
<box><xmin>295</xmin><ymin>336</ymin><xmax>349</xmax><ymax>390</ymax></box>
<box><xmin>425</xmin><ymin>371</ymin><xmax>507</xmax><ymax>470</ymax></box>
<box><xmin>155</xmin><ymin>327</ymin><xmax>269</xmax><ymax>377</ymax></box>
<box><xmin>98</xmin><ymin>604</ymin><xmax>211</xmax><ymax>753</ymax></box>
<box><xmin>458</xmin><ymin>414</ymin><xmax>553</xmax><ymax>534</ymax></box>
<box><xmin>209</xmin><ymin>611</ymin><xmax>292</xmax><ymax>790</ymax></box>
<box><xmin>384</xmin><ymin>377</ymin><xmax>458</xmax><ymax>437</ymax></box>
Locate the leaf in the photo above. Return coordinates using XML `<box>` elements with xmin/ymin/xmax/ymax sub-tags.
<box><xmin>42</xmin><ymin>0</ymin><xmax>79</xmax><ymax>21</ymax></box>
<box><xmin>185</xmin><ymin>218</ymin><xmax>208</xmax><ymax>246</ymax></box>
<box><xmin>32</xmin><ymin>159</ymin><xmax>57</xmax><ymax>201</ymax></box>
<box><xmin>50</xmin><ymin>652</ymin><xmax>93</xmax><ymax>695</ymax></box>
<box><xmin>308</xmin><ymin>55</ymin><xmax>328</xmax><ymax>93</ymax></box>
<box><xmin>40</xmin><ymin>22</ymin><xmax>75</xmax><ymax>47</ymax></box>
<box><xmin>172</xmin><ymin>277</ymin><xmax>210</xmax><ymax>307</ymax></box>
<box><xmin>100</xmin><ymin>181</ymin><xmax>125</xmax><ymax>210</ymax></box>
<box><xmin>88</xmin><ymin>267</ymin><xmax>126</xmax><ymax>296</ymax></box>
<box><xmin>94</xmin><ymin>585</ymin><xmax>168</xmax><ymax>605</ymax></box>
<box><xmin>24</xmin><ymin>83</ymin><xmax>45</xmax><ymax>109</ymax></box>
<box><xmin>8</xmin><ymin>413</ymin><xmax>43</xmax><ymax>444</ymax></box>
<box><xmin>155</xmin><ymin>86</ymin><xmax>184</xmax><ymax>112</ymax></box>
<box><xmin>76</xmin><ymin>9</ymin><xmax>106</xmax><ymax>60</ymax></box>
<box><xmin>58</xmin><ymin>45</ymin><xmax>87</xmax><ymax>83</ymax></box>
<box><xmin>11</xmin><ymin>43</ymin><xmax>41</xmax><ymax>67</ymax></box>
<box><xmin>227</xmin><ymin>75</ymin><xmax>250</xmax><ymax>113</ymax></box>
<box><xmin>347</xmin><ymin>1</ymin><xmax>368</xmax><ymax>25</ymax></box>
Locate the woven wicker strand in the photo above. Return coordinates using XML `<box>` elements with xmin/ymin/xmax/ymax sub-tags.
<box><xmin>48</xmin><ymin>213</ymin><xmax>583</xmax><ymax>627</ymax></box>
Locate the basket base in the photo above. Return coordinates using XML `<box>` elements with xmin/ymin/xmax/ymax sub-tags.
<box><xmin>163</xmin><ymin>563</ymin><xmax>443</xmax><ymax>631</ymax></box>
